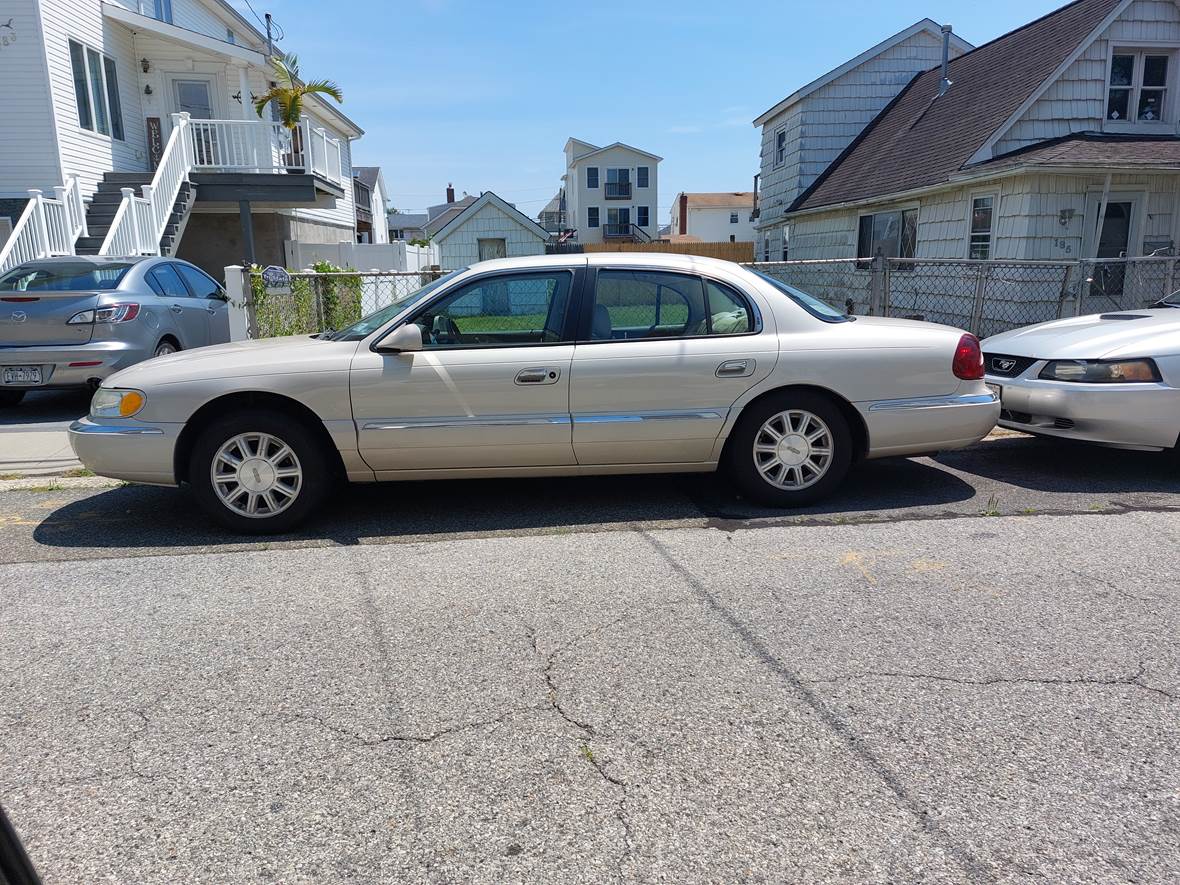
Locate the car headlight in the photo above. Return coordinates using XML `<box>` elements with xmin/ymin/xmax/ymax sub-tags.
<box><xmin>1038</xmin><ymin>358</ymin><xmax>1161</xmax><ymax>383</ymax></box>
<box><xmin>90</xmin><ymin>388</ymin><xmax>147</xmax><ymax>418</ymax></box>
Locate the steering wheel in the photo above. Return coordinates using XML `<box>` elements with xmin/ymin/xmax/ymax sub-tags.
<box><xmin>430</xmin><ymin>315</ymin><xmax>462</xmax><ymax>345</ymax></box>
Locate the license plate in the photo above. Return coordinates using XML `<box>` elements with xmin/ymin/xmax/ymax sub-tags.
<box><xmin>2</xmin><ymin>366</ymin><xmax>42</xmax><ymax>385</ymax></box>
<box><xmin>985</xmin><ymin>382</ymin><xmax>1002</xmax><ymax>401</ymax></box>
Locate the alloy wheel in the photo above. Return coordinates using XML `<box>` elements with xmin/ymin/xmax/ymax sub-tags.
<box><xmin>155</xmin><ymin>342</ymin><xmax>178</xmax><ymax>357</ymax></box>
<box><xmin>752</xmin><ymin>409</ymin><xmax>834</xmax><ymax>491</ymax></box>
<box><xmin>210</xmin><ymin>432</ymin><xmax>303</xmax><ymax>518</ymax></box>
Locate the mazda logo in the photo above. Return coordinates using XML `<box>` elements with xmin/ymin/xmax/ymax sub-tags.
<box><xmin>9</xmin><ymin>311</ymin><xmax>26</xmax><ymax>324</ymax></box>
<box><xmin>992</xmin><ymin>357</ymin><xmax>1016</xmax><ymax>371</ymax></box>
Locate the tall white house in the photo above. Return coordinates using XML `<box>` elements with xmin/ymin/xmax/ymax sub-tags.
<box><xmin>0</xmin><ymin>0</ymin><xmax>365</xmax><ymax>277</ymax></box>
<box><xmin>751</xmin><ymin>19</ymin><xmax>972</xmax><ymax>261</ymax></box>
<box><xmin>562</xmin><ymin>138</ymin><xmax>661</xmax><ymax>244</ymax></box>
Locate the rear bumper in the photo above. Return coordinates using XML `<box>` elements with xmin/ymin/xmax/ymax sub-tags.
<box><xmin>0</xmin><ymin>341</ymin><xmax>145</xmax><ymax>390</ymax></box>
<box><xmin>860</xmin><ymin>389</ymin><xmax>999</xmax><ymax>458</ymax></box>
<box><xmin>988</xmin><ymin>373</ymin><xmax>1180</xmax><ymax>450</ymax></box>
<box><xmin>68</xmin><ymin>416</ymin><xmax>181</xmax><ymax>485</ymax></box>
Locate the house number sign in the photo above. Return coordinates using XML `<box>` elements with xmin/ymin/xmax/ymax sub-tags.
<box><xmin>1</xmin><ymin>16</ymin><xmax>17</xmax><ymax>49</ymax></box>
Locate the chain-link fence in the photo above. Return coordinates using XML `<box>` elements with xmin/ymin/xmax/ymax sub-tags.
<box><xmin>244</xmin><ymin>269</ymin><xmax>446</xmax><ymax>338</ymax></box>
<box><xmin>745</xmin><ymin>256</ymin><xmax>1180</xmax><ymax>337</ymax></box>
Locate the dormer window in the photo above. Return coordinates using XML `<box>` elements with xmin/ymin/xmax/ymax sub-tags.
<box><xmin>1108</xmin><ymin>51</ymin><xmax>1170</xmax><ymax>122</ymax></box>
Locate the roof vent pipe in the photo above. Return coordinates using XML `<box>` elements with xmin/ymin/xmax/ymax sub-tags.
<box><xmin>939</xmin><ymin>24</ymin><xmax>953</xmax><ymax>96</ymax></box>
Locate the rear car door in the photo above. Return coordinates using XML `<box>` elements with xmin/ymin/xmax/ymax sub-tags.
<box><xmin>570</xmin><ymin>267</ymin><xmax>777</xmax><ymax>464</ymax></box>
<box><xmin>147</xmin><ymin>263</ymin><xmax>208</xmax><ymax>348</ymax></box>
<box><xmin>175</xmin><ymin>263</ymin><xmax>231</xmax><ymax>344</ymax></box>
<box><xmin>350</xmin><ymin>267</ymin><xmax>580</xmax><ymax>473</ymax></box>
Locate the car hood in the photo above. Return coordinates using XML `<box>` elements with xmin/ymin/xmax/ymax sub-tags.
<box><xmin>105</xmin><ymin>335</ymin><xmax>360</xmax><ymax>388</ymax></box>
<box><xmin>982</xmin><ymin>310</ymin><xmax>1180</xmax><ymax>360</ymax></box>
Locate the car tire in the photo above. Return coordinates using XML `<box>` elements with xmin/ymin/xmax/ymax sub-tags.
<box><xmin>155</xmin><ymin>339</ymin><xmax>180</xmax><ymax>357</ymax></box>
<box><xmin>0</xmin><ymin>389</ymin><xmax>25</xmax><ymax>408</ymax></box>
<box><xmin>189</xmin><ymin>410</ymin><xmax>332</xmax><ymax>534</ymax></box>
<box><xmin>724</xmin><ymin>390</ymin><xmax>853</xmax><ymax>507</ymax></box>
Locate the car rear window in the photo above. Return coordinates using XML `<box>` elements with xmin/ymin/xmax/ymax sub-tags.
<box><xmin>0</xmin><ymin>262</ymin><xmax>133</xmax><ymax>291</ymax></box>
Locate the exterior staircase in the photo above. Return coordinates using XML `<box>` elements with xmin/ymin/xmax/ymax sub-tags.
<box><xmin>75</xmin><ymin>172</ymin><xmax>195</xmax><ymax>256</ymax></box>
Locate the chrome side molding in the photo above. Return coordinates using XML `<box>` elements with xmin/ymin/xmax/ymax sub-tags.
<box><xmin>867</xmin><ymin>392</ymin><xmax>999</xmax><ymax>411</ymax></box>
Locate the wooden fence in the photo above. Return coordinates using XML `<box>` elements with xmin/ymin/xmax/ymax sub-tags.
<box><xmin>580</xmin><ymin>240</ymin><xmax>755</xmax><ymax>262</ymax></box>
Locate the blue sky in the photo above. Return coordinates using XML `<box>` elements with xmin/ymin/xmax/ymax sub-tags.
<box><xmin>232</xmin><ymin>0</ymin><xmax>1066</xmax><ymax>222</ymax></box>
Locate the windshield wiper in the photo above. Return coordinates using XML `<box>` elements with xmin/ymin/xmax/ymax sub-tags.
<box><xmin>314</xmin><ymin>329</ymin><xmax>337</xmax><ymax>340</ymax></box>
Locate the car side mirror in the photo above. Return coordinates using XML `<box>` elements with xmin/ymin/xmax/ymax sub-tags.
<box><xmin>374</xmin><ymin>323</ymin><xmax>423</xmax><ymax>353</ymax></box>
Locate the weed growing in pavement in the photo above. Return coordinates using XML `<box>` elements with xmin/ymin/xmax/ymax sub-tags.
<box><xmin>64</xmin><ymin>468</ymin><xmax>95</xmax><ymax>477</ymax></box>
<box><xmin>982</xmin><ymin>494</ymin><xmax>1001</xmax><ymax>517</ymax></box>
<box><xmin>580</xmin><ymin>744</ymin><xmax>596</xmax><ymax>764</ymax></box>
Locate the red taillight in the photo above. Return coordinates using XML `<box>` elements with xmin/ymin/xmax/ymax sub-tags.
<box><xmin>95</xmin><ymin>302</ymin><xmax>140</xmax><ymax>323</ymax></box>
<box><xmin>953</xmin><ymin>333</ymin><xmax>984</xmax><ymax>380</ymax></box>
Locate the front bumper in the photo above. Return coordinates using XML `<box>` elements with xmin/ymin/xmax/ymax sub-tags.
<box><xmin>0</xmin><ymin>341</ymin><xmax>144</xmax><ymax>390</ymax></box>
<box><xmin>860</xmin><ymin>388</ymin><xmax>1000</xmax><ymax>458</ymax></box>
<box><xmin>987</xmin><ymin>372</ymin><xmax>1180</xmax><ymax>450</ymax></box>
<box><xmin>68</xmin><ymin>416</ymin><xmax>182</xmax><ymax>485</ymax></box>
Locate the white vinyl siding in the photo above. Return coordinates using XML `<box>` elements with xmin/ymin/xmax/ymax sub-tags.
<box><xmin>0</xmin><ymin>0</ymin><xmax>62</xmax><ymax>196</ymax></box>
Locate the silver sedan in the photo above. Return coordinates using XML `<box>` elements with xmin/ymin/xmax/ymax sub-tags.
<box><xmin>69</xmin><ymin>254</ymin><xmax>998</xmax><ymax>532</ymax></box>
<box><xmin>983</xmin><ymin>308</ymin><xmax>1180</xmax><ymax>451</ymax></box>
<box><xmin>0</xmin><ymin>256</ymin><xmax>231</xmax><ymax>408</ymax></box>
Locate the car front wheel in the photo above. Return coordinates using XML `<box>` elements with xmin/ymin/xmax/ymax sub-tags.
<box><xmin>724</xmin><ymin>391</ymin><xmax>853</xmax><ymax>507</ymax></box>
<box><xmin>189</xmin><ymin>410</ymin><xmax>331</xmax><ymax>533</ymax></box>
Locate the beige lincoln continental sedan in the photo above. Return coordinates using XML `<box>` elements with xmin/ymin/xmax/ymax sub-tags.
<box><xmin>68</xmin><ymin>254</ymin><xmax>998</xmax><ymax>532</ymax></box>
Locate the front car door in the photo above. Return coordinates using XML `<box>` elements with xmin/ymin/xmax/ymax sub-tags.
<box><xmin>175</xmin><ymin>263</ymin><xmax>230</xmax><ymax>343</ymax></box>
<box><xmin>570</xmin><ymin>266</ymin><xmax>778</xmax><ymax>464</ymax></box>
<box><xmin>145</xmin><ymin>262</ymin><xmax>207</xmax><ymax>348</ymax></box>
<box><xmin>351</xmin><ymin>267</ymin><xmax>580</xmax><ymax>473</ymax></box>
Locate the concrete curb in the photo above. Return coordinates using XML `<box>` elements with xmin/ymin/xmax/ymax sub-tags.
<box><xmin>0</xmin><ymin>475</ymin><xmax>124</xmax><ymax>492</ymax></box>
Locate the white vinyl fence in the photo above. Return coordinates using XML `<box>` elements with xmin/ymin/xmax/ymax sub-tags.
<box><xmin>284</xmin><ymin>240</ymin><xmax>440</xmax><ymax>274</ymax></box>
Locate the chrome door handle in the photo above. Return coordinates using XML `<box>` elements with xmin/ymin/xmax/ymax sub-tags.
<box><xmin>716</xmin><ymin>359</ymin><xmax>754</xmax><ymax>378</ymax></box>
<box><xmin>515</xmin><ymin>367</ymin><xmax>560</xmax><ymax>385</ymax></box>
<box><xmin>206</xmin><ymin>306</ymin><xmax>217</xmax><ymax>314</ymax></box>
<box><xmin>170</xmin><ymin>304</ymin><xmax>184</xmax><ymax>313</ymax></box>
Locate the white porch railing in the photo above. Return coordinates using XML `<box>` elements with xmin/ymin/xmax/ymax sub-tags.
<box><xmin>0</xmin><ymin>176</ymin><xmax>87</xmax><ymax>274</ymax></box>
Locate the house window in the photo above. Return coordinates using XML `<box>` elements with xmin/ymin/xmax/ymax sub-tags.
<box><xmin>637</xmin><ymin>206</ymin><xmax>649</xmax><ymax>228</ymax></box>
<box><xmin>729</xmin><ymin>212</ymin><xmax>739</xmax><ymax>224</ymax></box>
<box><xmin>781</xmin><ymin>226</ymin><xmax>789</xmax><ymax>261</ymax></box>
<box><xmin>587</xmin><ymin>206</ymin><xmax>600</xmax><ymax>228</ymax></box>
<box><xmin>226</xmin><ymin>28</ymin><xmax>236</xmax><ymax>45</ymax></box>
<box><xmin>68</xmin><ymin>40</ymin><xmax>124</xmax><ymax>140</ymax></box>
<box><xmin>153</xmin><ymin>0</ymin><xmax>173</xmax><ymax>23</ymax></box>
<box><xmin>857</xmin><ymin>208</ymin><xmax>918</xmax><ymax>264</ymax></box>
<box><xmin>774</xmin><ymin>128</ymin><xmax>786</xmax><ymax>167</ymax></box>
<box><xmin>637</xmin><ymin>166</ymin><xmax>649</xmax><ymax>188</ymax></box>
<box><xmin>968</xmin><ymin>195</ymin><xmax>996</xmax><ymax>260</ymax></box>
<box><xmin>762</xmin><ymin>232</ymin><xmax>771</xmax><ymax>261</ymax></box>
<box><xmin>1108</xmin><ymin>51</ymin><xmax>1171</xmax><ymax>121</ymax></box>
<box><xmin>586</xmin><ymin>167</ymin><xmax>599</xmax><ymax>189</ymax></box>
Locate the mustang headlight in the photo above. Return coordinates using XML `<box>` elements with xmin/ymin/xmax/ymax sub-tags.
<box><xmin>1038</xmin><ymin>358</ymin><xmax>1161</xmax><ymax>383</ymax></box>
<box><xmin>90</xmin><ymin>388</ymin><xmax>147</xmax><ymax>418</ymax></box>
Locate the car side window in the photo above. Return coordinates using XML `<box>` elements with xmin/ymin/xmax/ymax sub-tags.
<box><xmin>148</xmin><ymin>264</ymin><xmax>189</xmax><ymax>298</ymax></box>
<box><xmin>703</xmin><ymin>280</ymin><xmax>754</xmax><ymax>334</ymax></box>
<box><xmin>176</xmin><ymin>264</ymin><xmax>222</xmax><ymax>299</ymax></box>
<box><xmin>409</xmin><ymin>271</ymin><xmax>573</xmax><ymax>348</ymax></box>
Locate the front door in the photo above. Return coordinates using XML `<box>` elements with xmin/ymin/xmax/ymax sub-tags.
<box><xmin>570</xmin><ymin>267</ymin><xmax>776</xmax><ymax>465</ymax></box>
<box><xmin>1092</xmin><ymin>201</ymin><xmax>1133</xmax><ymax>299</ymax></box>
<box><xmin>351</xmin><ymin>268</ymin><xmax>579</xmax><ymax>473</ymax></box>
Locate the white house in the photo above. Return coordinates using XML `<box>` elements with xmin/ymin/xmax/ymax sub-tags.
<box><xmin>561</xmin><ymin>138</ymin><xmax>661</xmax><ymax>244</ymax></box>
<box><xmin>353</xmin><ymin>167</ymin><xmax>389</xmax><ymax>244</ymax></box>
<box><xmin>431</xmin><ymin>191</ymin><xmax>550</xmax><ymax>268</ymax></box>
<box><xmin>751</xmin><ymin>19</ymin><xmax>972</xmax><ymax>260</ymax></box>
<box><xmin>782</xmin><ymin>0</ymin><xmax>1180</xmax><ymax>268</ymax></box>
<box><xmin>0</xmin><ymin>0</ymin><xmax>365</xmax><ymax>278</ymax></box>
<box><xmin>388</xmin><ymin>211</ymin><xmax>428</xmax><ymax>241</ymax></box>
<box><xmin>668</xmin><ymin>192</ymin><xmax>757</xmax><ymax>243</ymax></box>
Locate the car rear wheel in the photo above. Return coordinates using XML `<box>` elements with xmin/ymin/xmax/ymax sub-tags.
<box><xmin>155</xmin><ymin>339</ymin><xmax>179</xmax><ymax>357</ymax></box>
<box><xmin>0</xmin><ymin>389</ymin><xmax>25</xmax><ymax>408</ymax></box>
<box><xmin>189</xmin><ymin>410</ymin><xmax>331</xmax><ymax>533</ymax></box>
<box><xmin>724</xmin><ymin>391</ymin><xmax>852</xmax><ymax>507</ymax></box>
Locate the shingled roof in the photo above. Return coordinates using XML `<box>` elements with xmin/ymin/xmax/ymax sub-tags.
<box><xmin>790</xmin><ymin>0</ymin><xmax>1124</xmax><ymax>213</ymax></box>
<box><xmin>980</xmin><ymin>132</ymin><xmax>1180</xmax><ymax>170</ymax></box>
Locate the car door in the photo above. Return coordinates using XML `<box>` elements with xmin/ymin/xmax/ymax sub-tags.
<box><xmin>570</xmin><ymin>267</ymin><xmax>777</xmax><ymax>465</ymax></box>
<box><xmin>146</xmin><ymin>262</ymin><xmax>207</xmax><ymax>349</ymax></box>
<box><xmin>175</xmin><ymin>263</ymin><xmax>231</xmax><ymax>344</ymax></box>
<box><xmin>350</xmin><ymin>267</ymin><xmax>580</xmax><ymax>473</ymax></box>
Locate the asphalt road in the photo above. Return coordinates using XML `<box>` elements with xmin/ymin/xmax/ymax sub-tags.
<box><xmin>1</xmin><ymin>435</ymin><xmax>1178</xmax><ymax>883</ymax></box>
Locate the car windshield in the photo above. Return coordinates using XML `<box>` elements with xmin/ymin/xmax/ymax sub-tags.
<box><xmin>328</xmin><ymin>269</ymin><xmax>468</xmax><ymax>341</ymax></box>
<box><xmin>750</xmin><ymin>269</ymin><xmax>850</xmax><ymax>322</ymax></box>
<box><xmin>0</xmin><ymin>262</ymin><xmax>133</xmax><ymax>291</ymax></box>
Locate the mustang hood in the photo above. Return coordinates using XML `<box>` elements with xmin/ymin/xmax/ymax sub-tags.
<box><xmin>104</xmin><ymin>335</ymin><xmax>361</xmax><ymax>388</ymax></box>
<box><xmin>982</xmin><ymin>310</ymin><xmax>1180</xmax><ymax>360</ymax></box>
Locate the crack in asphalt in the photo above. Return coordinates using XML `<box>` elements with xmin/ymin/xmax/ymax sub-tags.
<box><xmin>807</xmin><ymin>662</ymin><xmax>1177</xmax><ymax>701</ymax></box>
<box><xmin>639</xmin><ymin>529</ymin><xmax>995</xmax><ymax>885</ymax></box>
<box><xmin>268</xmin><ymin>708</ymin><xmax>531</xmax><ymax>746</ymax></box>
<box><xmin>525</xmin><ymin>623</ymin><xmax>634</xmax><ymax>879</ymax></box>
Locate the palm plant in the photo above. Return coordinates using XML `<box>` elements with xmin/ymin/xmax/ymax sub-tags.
<box><xmin>253</xmin><ymin>54</ymin><xmax>343</xmax><ymax>129</ymax></box>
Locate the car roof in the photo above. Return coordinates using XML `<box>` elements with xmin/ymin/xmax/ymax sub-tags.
<box><xmin>465</xmin><ymin>252</ymin><xmax>744</xmax><ymax>273</ymax></box>
<box><xmin>13</xmin><ymin>255</ymin><xmax>154</xmax><ymax>267</ymax></box>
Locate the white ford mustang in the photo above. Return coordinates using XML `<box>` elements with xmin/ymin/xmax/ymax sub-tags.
<box><xmin>983</xmin><ymin>308</ymin><xmax>1180</xmax><ymax>451</ymax></box>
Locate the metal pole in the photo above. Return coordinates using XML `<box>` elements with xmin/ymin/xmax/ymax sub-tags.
<box><xmin>238</xmin><ymin>199</ymin><xmax>256</xmax><ymax>265</ymax></box>
<box><xmin>265</xmin><ymin>13</ymin><xmax>273</xmax><ymax>58</ymax></box>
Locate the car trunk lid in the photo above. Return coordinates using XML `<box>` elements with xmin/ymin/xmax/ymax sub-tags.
<box><xmin>0</xmin><ymin>293</ymin><xmax>96</xmax><ymax>346</ymax></box>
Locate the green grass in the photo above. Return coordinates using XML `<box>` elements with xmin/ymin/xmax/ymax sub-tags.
<box><xmin>64</xmin><ymin>468</ymin><xmax>95</xmax><ymax>478</ymax></box>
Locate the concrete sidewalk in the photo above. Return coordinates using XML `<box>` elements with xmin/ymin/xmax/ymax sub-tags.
<box><xmin>0</xmin><ymin>427</ymin><xmax>82</xmax><ymax>476</ymax></box>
